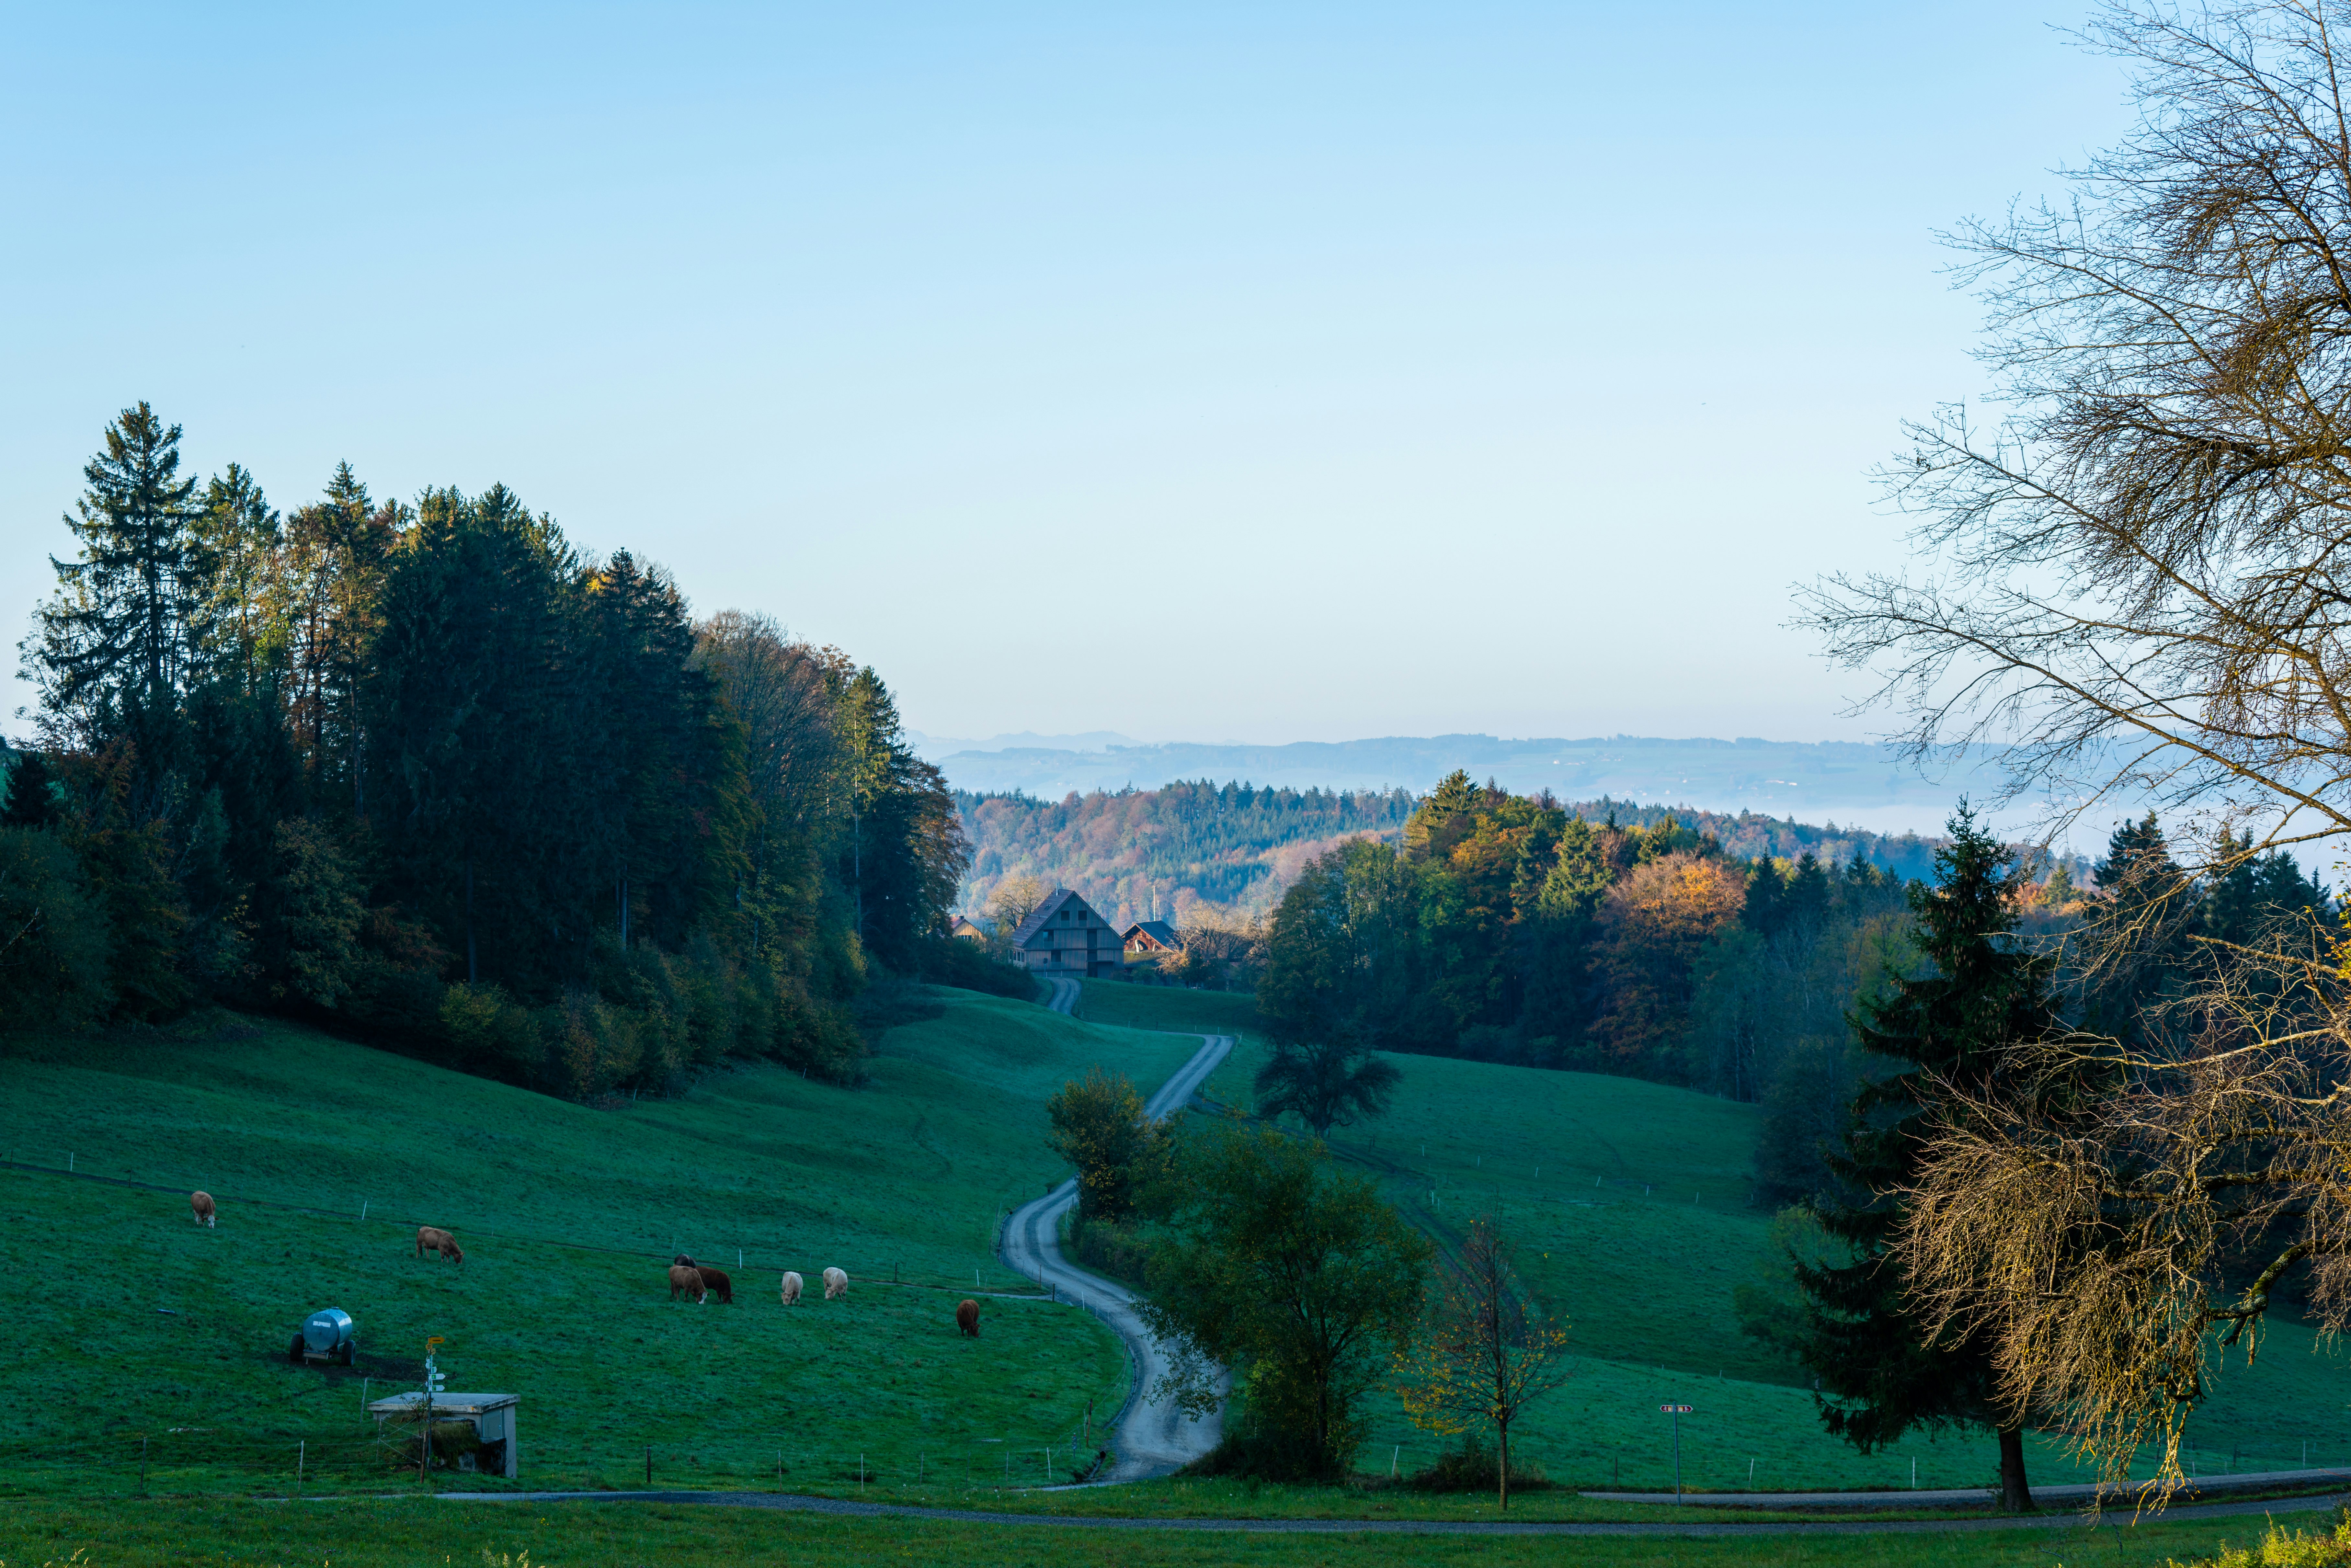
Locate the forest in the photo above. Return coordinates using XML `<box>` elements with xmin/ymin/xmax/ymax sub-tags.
<box><xmin>955</xmin><ymin>780</ymin><xmax>1418</xmax><ymax>928</ymax></box>
<box><xmin>952</xmin><ymin>780</ymin><xmax>1987</xmax><ymax>934</ymax></box>
<box><xmin>1253</xmin><ymin>771</ymin><xmax>2332</xmax><ymax>1203</ymax></box>
<box><xmin>0</xmin><ymin>404</ymin><xmax>1015</xmax><ymax>1092</ymax></box>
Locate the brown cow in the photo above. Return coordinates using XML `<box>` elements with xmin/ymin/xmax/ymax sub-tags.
<box><xmin>668</xmin><ymin>1264</ymin><xmax>707</xmax><ymax>1303</ymax></box>
<box><xmin>780</xmin><ymin>1270</ymin><xmax>803</xmax><ymax>1305</ymax></box>
<box><xmin>416</xmin><ymin>1226</ymin><xmax>465</xmax><ymax>1264</ymax></box>
<box><xmin>189</xmin><ymin>1191</ymin><xmax>215</xmax><ymax>1227</ymax></box>
<box><xmin>692</xmin><ymin>1265</ymin><xmax>735</xmax><ymax>1303</ymax></box>
<box><xmin>955</xmin><ymin>1299</ymin><xmax>980</xmax><ymax>1337</ymax></box>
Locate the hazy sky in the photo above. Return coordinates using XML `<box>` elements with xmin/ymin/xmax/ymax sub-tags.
<box><xmin>2</xmin><ymin>3</ymin><xmax>2131</xmax><ymax>745</ymax></box>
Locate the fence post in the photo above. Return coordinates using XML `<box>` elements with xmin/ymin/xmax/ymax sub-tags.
<box><xmin>298</xmin><ymin>1438</ymin><xmax>305</xmax><ymax>1490</ymax></box>
<box><xmin>139</xmin><ymin>1435</ymin><xmax>148</xmax><ymax>1495</ymax></box>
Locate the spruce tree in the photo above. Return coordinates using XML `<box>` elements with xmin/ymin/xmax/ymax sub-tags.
<box><xmin>28</xmin><ymin>404</ymin><xmax>207</xmax><ymax>735</ymax></box>
<box><xmin>1794</xmin><ymin>804</ymin><xmax>2067</xmax><ymax>1512</ymax></box>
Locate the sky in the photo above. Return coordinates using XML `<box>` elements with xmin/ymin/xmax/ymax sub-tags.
<box><xmin>1</xmin><ymin>3</ymin><xmax>2134</xmax><ymax>746</ymax></box>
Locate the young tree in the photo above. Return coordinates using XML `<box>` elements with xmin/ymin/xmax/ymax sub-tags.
<box><xmin>1391</xmin><ymin>1217</ymin><xmax>1572</xmax><ymax>1509</ymax></box>
<box><xmin>1138</xmin><ymin>1119</ymin><xmax>1429</xmax><ymax>1479</ymax></box>
<box><xmin>1794</xmin><ymin>806</ymin><xmax>2069</xmax><ymax>1513</ymax></box>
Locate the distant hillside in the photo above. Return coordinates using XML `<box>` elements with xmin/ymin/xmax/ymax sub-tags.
<box><xmin>957</xmin><ymin>781</ymin><xmax>1416</xmax><ymax>929</ymax></box>
<box><xmin>931</xmin><ymin>733</ymin><xmax>2004</xmax><ymax>837</ymax></box>
<box><xmin>954</xmin><ymin>780</ymin><xmax>2023</xmax><ymax>930</ymax></box>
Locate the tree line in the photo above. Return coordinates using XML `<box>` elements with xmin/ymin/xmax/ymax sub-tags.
<box><xmin>2</xmin><ymin>404</ymin><xmax>1012</xmax><ymax>1091</ymax></box>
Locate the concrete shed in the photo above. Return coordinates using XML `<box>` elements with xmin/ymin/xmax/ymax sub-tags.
<box><xmin>368</xmin><ymin>1391</ymin><xmax>520</xmax><ymax>1478</ymax></box>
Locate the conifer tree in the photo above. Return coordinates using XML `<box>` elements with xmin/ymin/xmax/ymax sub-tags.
<box><xmin>28</xmin><ymin>404</ymin><xmax>207</xmax><ymax>738</ymax></box>
<box><xmin>1794</xmin><ymin>804</ymin><xmax>2066</xmax><ymax>1513</ymax></box>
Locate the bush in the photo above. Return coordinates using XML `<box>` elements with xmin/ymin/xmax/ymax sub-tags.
<box><xmin>1403</xmin><ymin>1436</ymin><xmax>1551</xmax><ymax>1493</ymax></box>
<box><xmin>1067</xmin><ymin>1213</ymin><xmax>1151</xmax><ymax>1287</ymax></box>
<box><xmin>2180</xmin><ymin>1516</ymin><xmax>2351</xmax><ymax>1566</ymax></box>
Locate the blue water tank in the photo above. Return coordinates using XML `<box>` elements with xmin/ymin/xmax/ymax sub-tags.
<box><xmin>301</xmin><ymin>1307</ymin><xmax>355</xmax><ymax>1357</ymax></box>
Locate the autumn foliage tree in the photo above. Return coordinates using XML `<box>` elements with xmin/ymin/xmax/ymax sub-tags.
<box><xmin>1045</xmin><ymin>1066</ymin><xmax>1170</xmax><ymax>1224</ymax></box>
<box><xmin>1391</xmin><ymin>1217</ymin><xmax>1572</xmax><ymax>1509</ymax></box>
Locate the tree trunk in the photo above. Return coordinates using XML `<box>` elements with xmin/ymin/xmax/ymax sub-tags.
<box><xmin>1996</xmin><ymin>1423</ymin><xmax>2036</xmax><ymax>1513</ymax></box>
<box><xmin>465</xmin><ymin>856</ymin><xmax>477</xmax><ymax>986</ymax></box>
<box><xmin>1498</xmin><ymin>1424</ymin><xmax>1510</xmax><ymax>1511</ymax></box>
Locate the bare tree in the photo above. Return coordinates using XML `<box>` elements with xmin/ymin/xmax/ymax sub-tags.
<box><xmin>1799</xmin><ymin>0</ymin><xmax>2351</xmax><ymax>879</ymax></box>
<box><xmin>987</xmin><ymin>874</ymin><xmax>1050</xmax><ymax>942</ymax></box>
<box><xmin>1801</xmin><ymin>0</ymin><xmax>2351</xmax><ymax>1501</ymax></box>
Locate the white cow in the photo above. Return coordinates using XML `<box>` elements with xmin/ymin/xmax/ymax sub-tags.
<box><xmin>780</xmin><ymin>1270</ymin><xmax>803</xmax><ymax>1305</ymax></box>
<box><xmin>823</xmin><ymin>1266</ymin><xmax>848</xmax><ymax>1301</ymax></box>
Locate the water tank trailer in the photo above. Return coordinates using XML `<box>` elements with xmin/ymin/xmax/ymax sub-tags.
<box><xmin>288</xmin><ymin>1307</ymin><xmax>356</xmax><ymax>1365</ymax></box>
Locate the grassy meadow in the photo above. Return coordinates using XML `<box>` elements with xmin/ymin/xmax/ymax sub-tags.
<box><xmin>0</xmin><ymin>990</ymin><xmax>1206</xmax><ymax>1499</ymax></box>
<box><xmin>0</xmin><ymin>1493</ymin><xmax>2338</xmax><ymax>1567</ymax></box>
<box><xmin>1176</xmin><ymin>1017</ymin><xmax>2351</xmax><ymax>1496</ymax></box>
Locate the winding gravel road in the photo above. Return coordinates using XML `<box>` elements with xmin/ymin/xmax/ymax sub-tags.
<box><xmin>997</xmin><ymin>976</ymin><xmax>1231</xmax><ymax>1479</ymax></box>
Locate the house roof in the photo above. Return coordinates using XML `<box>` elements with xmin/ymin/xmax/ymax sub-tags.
<box><xmin>1122</xmin><ymin>920</ymin><xmax>1179</xmax><ymax>948</ymax></box>
<box><xmin>1009</xmin><ymin>887</ymin><xmax>1101</xmax><ymax>946</ymax></box>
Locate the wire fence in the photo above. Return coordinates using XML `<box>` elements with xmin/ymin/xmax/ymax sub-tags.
<box><xmin>0</xmin><ymin>1411</ymin><xmax>1123</xmax><ymax>1497</ymax></box>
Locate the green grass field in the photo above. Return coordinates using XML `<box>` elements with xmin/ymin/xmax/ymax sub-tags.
<box><xmin>0</xmin><ymin>1494</ymin><xmax>2330</xmax><ymax>1567</ymax></box>
<box><xmin>7</xmin><ymin>973</ymin><xmax>2345</xmax><ymax>1563</ymax></box>
<box><xmin>1067</xmin><ymin>981</ymin><xmax>1262</xmax><ymax>1039</ymax></box>
<box><xmin>1190</xmin><ymin>1028</ymin><xmax>2351</xmax><ymax>1496</ymax></box>
<box><xmin>0</xmin><ymin>991</ymin><xmax>1207</xmax><ymax>1499</ymax></box>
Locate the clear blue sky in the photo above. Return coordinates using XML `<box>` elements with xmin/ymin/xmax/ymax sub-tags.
<box><xmin>1</xmin><ymin>3</ymin><xmax>2130</xmax><ymax>745</ymax></box>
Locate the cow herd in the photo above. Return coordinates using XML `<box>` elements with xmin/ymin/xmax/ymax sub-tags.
<box><xmin>188</xmin><ymin>1190</ymin><xmax>984</xmax><ymax>1337</ymax></box>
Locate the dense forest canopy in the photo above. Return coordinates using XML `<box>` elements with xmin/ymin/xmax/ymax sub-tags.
<box><xmin>954</xmin><ymin>778</ymin><xmax>2064</xmax><ymax>933</ymax></box>
<box><xmin>1252</xmin><ymin>771</ymin><xmax>2331</xmax><ymax>1205</ymax></box>
<box><xmin>1</xmin><ymin>403</ymin><xmax>1005</xmax><ymax>1091</ymax></box>
<box><xmin>957</xmin><ymin>780</ymin><xmax>1418</xmax><ymax>928</ymax></box>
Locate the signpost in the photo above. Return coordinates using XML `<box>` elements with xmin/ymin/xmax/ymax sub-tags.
<box><xmin>421</xmin><ymin>1337</ymin><xmax>446</xmax><ymax>1482</ymax></box>
<box><xmin>1659</xmin><ymin>1404</ymin><xmax>1695</xmax><ymax>1502</ymax></box>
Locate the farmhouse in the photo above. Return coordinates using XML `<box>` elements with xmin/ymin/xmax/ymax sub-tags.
<box><xmin>1010</xmin><ymin>888</ymin><xmax>1122</xmax><ymax>978</ymax></box>
<box><xmin>1121</xmin><ymin>920</ymin><xmax>1179</xmax><ymax>956</ymax></box>
<box><xmin>948</xmin><ymin>915</ymin><xmax>987</xmax><ymax>942</ymax></box>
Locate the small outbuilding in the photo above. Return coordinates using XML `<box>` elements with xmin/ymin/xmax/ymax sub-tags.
<box><xmin>949</xmin><ymin>915</ymin><xmax>988</xmax><ymax>942</ymax></box>
<box><xmin>368</xmin><ymin>1391</ymin><xmax>521</xmax><ymax>1478</ymax></box>
<box><xmin>1122</xmin><ymin>920</ymin><xmax>1179</xmax><ymax>956</ymax></box>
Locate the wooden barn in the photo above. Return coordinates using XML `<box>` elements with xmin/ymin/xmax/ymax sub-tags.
<box><xmin>1010</xmin><ymin>889</ymin><xmax>1122</xmax><ymax>978</ymax></box>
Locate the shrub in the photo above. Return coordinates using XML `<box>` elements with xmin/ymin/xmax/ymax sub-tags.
<box><xmin>1402</xmin><ymin>1436</ymin><xmax>1551</xmax><ymax>1493</ymax></box>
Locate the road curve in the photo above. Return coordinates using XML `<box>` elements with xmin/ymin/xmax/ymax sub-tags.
<box><xmin>1000</xmin><ymin>976</ymin><xmax>1231</xmax><ymax>1479</ymax></box>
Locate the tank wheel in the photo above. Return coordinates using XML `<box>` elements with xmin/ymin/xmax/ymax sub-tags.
<box><xmin>287</xmin><ymin>1333</ymin><xmax>306</xmax><ymax>1364</ymax></box>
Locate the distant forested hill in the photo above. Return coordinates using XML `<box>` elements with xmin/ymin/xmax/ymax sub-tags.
<box><xmin>956</xmin><ymin>781</ymin><xmax>1417</xmax><ymax>929</ymax></box>
<box><xmin>953</xmin><ymin>781</ymin><xmax>2017</xmax><ymax>929</ymax></box>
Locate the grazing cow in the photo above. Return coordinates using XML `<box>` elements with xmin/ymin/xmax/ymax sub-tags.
<box><xmin>189</xmin><ymin>1191</ymin><xmax>215</xmax><ymax>1227</ymax></box>
<box><xmin>668</xmin><ymin>1264</ymin><xmax>707</xmax><ymax>1303</ymax></box>
<box><xmin>673</xmin><ymin>1254</ymin><xmax>696</xmax><ymax>1267</ymax></box>
<box><xmin>823</xmin><ymin>1266</ymin><xmax>848</xmax><ymax>1301</ymax></box>
<box><xmin>955</xmin><ymin>1299</ymin><xmax>980</xmax><ymax>1338</ymax></box>
<box><xmin>692</xmin><ymin>1264</ymin><xmax>735</xmax><ymax>1303</ymax></box>
<box><xmin>780</xmin><ymin>1270</ymin><xmax>803</xmax><ymax>1306</ymax></box>
<box><xmin>416</xmin><ymin>1226</ymin><xmax>464</xmax><ymax>1264</ymax></box>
